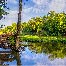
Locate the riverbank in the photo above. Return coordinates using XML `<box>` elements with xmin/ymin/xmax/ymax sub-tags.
<box><xmin>20</xmin><ymin>35</ymin><xmax>66</xmax><ymax>44</ymax></box>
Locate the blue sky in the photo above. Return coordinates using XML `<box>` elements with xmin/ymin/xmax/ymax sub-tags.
<box><xmin>0</xmin><ymin>0</ymin><xmax>66</xmax><ymax>26</ymax></box>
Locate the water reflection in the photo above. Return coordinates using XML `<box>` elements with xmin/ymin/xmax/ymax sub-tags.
<box><xmin>27</xmin><ymin>42</ymin><xmax>66</xmax><ymax>60</ymax></box>
<box><xmin>0</xmin><ymin>41</ymin><xmax>66</xmax><ymax>66</ymax></box>
<box><xmin>20</xmin><ymin>42</ymin><xmax>66</xmax><ymax>66</ymax></box>
<box><xmin>0</xmin><ymin>52</ymin><xmax>14</xmax><ymax>65</ymax></box>
<box><xmin>0</xmin><ymin>48</ymin><xmax>22</xmax><ymax>66</ymax></box>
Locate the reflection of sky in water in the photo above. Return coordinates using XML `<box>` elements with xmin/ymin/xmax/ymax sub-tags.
<box><xmin>3</xmin><ymin>60</ymin><xmax>17</xmax><ymax>66</ymax></box>
<box><xmin>0</xmin><ymin>48</ymin><xmax>11</xmax><ymax>51</ymax></box>
<box><xmin>0</xmin><ymin>47</ymin><xmax>66</xmax><ymax>66</ymax></box>
<box><xmin>0</xmin><ymin>48</ymin><xmax>17</xmax><ymax>66</ymax></box>
<box><xmin>20</xmin><ymin>47</ymin><xmax>66</xmax><ymax>66</ymax></box>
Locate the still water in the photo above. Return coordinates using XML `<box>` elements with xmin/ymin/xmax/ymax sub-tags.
<box><xmin>0</xmin><ymin>42</ymin><xmax>66</xmax><ymax>66</ymax></box>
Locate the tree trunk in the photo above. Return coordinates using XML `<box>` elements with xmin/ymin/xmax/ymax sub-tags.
<box><xmin>16</xmin><ymin>0</ymin><xmax>22</xmax><ymax>50</ymax></box>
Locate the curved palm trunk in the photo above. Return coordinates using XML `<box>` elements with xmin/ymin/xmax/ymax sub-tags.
<box><xmin>16</xmin><ymin>52</ymin><xmax>21</xmax><ymax>66</ymax></box>
<box><xmin>16</xmin><ymin>0</ymin><xmax>22</xmax><ymax>50</ymax></box>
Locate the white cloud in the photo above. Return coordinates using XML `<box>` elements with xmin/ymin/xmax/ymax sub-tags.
<box><xmin>49</xmin><ymin>0</ymin><xmax>66</xmax><ymax>12</ymax></box>
<box><xmin>0</xmin><ymin>10</ymin><xmax>18</xmax><ymax>26</ymax></box>
<box><xmin>27</xmin><ymin>0</ymin><xmax>50</xmax><ymax>14</ymax></box>
<box><xmin>22</xmin><ymin>7</ymin><xmax>33</xmax><ymax>13</ymax></box>
<box><xmin>22</xmin><ymin>12</ymin><xmax>31</xmax><ymax>22</ymax></box>
<box><xmin>32</xmin><ymin>0</ymin><xmax>48</xmax><ymax>5</ymax></box>
<box><xmin>30</xmin><ymin>0</ymin><xmax>66</xmax><ymax>17</ymax></box>
<box><xmin>23</xmin><ymin>6</ymin><xmax>44</xmax><ymax>14</ymax></box>
<box><xmin>32</xmin><ymin>0</ymin><xmax>66</xmax><ymax>13</ymax></box>
<box><xmin>1</xmin><ymin>0</ymin><xmax>66</xmax><ymax>26</ymax></box>
<box><xmin>7</xmin><ymin>0</ymin><xmax>18</xmax><ymax>4</ymax></box>
<box><xmin>50</xmin><ymin>58</ymin><xmax>66</xmax><ymax>66</ymax></box>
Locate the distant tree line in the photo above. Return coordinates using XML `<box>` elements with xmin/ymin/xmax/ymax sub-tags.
<box><xmin>0</xmin><ymin>11</ymin><xmax>66</xmax><ymax>36</ymax></box>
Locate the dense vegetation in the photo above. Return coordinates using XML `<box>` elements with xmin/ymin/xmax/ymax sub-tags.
<box><xmin>0</xmin><ymin>11</ymin><xmax>66</xmax><ymax>43</ymax></box>
<box><xmin>1</xmin><ymin>11</ymin><xmax>66</xmax><ymax>36</ymax></box>
<box><xmin>0</xmin><ymin>23</ymin><xmax>16</xmax><ymax>35</ymax></box>
<box><xmin>21</xmin><ymin>11</ymin><xmax>66</xmax><ymax>36</ymax></box>
<box><xmin>20</xmin><ymin>35</ymin><xmax>66</xmax><ymax>43</ymax></box>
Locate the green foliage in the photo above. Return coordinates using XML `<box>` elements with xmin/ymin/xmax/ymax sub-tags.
<box><xmin>3</xmin><ymin>23</ymin><xmax>17</xmax><ymax>34</ymax></box>
<box><xmin>20</xmin><ymin>35</ymin><xmax>66</xmax><ymax>44</ymax></box>
<box><xmin>22</xmin><ymin>17</ymin><xmax>43</xmax><ymax>35</ymax></box>
<box><xmin>20</xmin><ymin>35</ymin><xmax>41</xmax><ymax>42</ymax></box>
<box><xmin>21</xmin><ymin>11</ymin><xmax>66</xmax><ymax>36</ymax></box>
<box><xmin>0</xmin><ymin>11</ymin><xmax>66</xmax><ymax>37</ymax></box>
<box><xmin>8</xmin><ymin>35</ymin><xmax>15</xmax><ymax>45</ymax></box>
<box><xmin>42</xmin><ymin>11</ymin><xmax>66</xmax><ymax>36</ymax></box>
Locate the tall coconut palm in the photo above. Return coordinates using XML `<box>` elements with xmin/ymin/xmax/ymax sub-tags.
<box><xmin>16</xmin><ymin>0</ymin><xmax>22</xmax><ymax>50</ymax></box>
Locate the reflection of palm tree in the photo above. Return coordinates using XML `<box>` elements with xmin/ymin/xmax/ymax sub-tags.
<box><xmin>0</xmin><ymin>51</ymin><xmax>21</xmax><ymax>66</ymax></box>
<box><xmin>16</xmin><ymin>52</ymin><xmax>21</xmax><ymax>66</ymax></box>
<box><xmin>12</xmin><ymin>51</ymin><xmax>21</xmax><ymax>66</ymax></box>
<box><xmin>0</xmin><ymin>51</ymin><xmax>15</xmax><ymax>65</ymax></box>
<box><xmin>0</xmin><ymin>62</ymin><xmax>3</xmax><ymax>66</ymax></box>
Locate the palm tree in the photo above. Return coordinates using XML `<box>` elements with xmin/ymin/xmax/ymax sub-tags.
<box><xmin>16</xmin><ymin>0</ymin><xmax>22</xmax><ymax>50</ymax></box>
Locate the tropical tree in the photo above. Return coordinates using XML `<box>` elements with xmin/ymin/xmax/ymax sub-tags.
<box><xmin>42</xmin><ymin>11</ymin><xmax>66</xmax><ymax>36</ymax></box>
<box><xmin>15</xmin><ymin>0</ymin><xmax>22</xmax><ymax>50</ymax></box>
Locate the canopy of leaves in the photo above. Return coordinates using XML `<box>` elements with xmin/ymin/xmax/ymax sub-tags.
<box><xmin>21</xmin><ymin>11</ymin><xmax>66</xmax><ymax>36</ymax></box>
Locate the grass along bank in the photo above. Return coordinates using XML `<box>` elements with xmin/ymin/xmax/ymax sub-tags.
<box><xmin>20</xmin><ymin>35</ymin><xmax>66</xmax><ymax>44</ymax></box>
